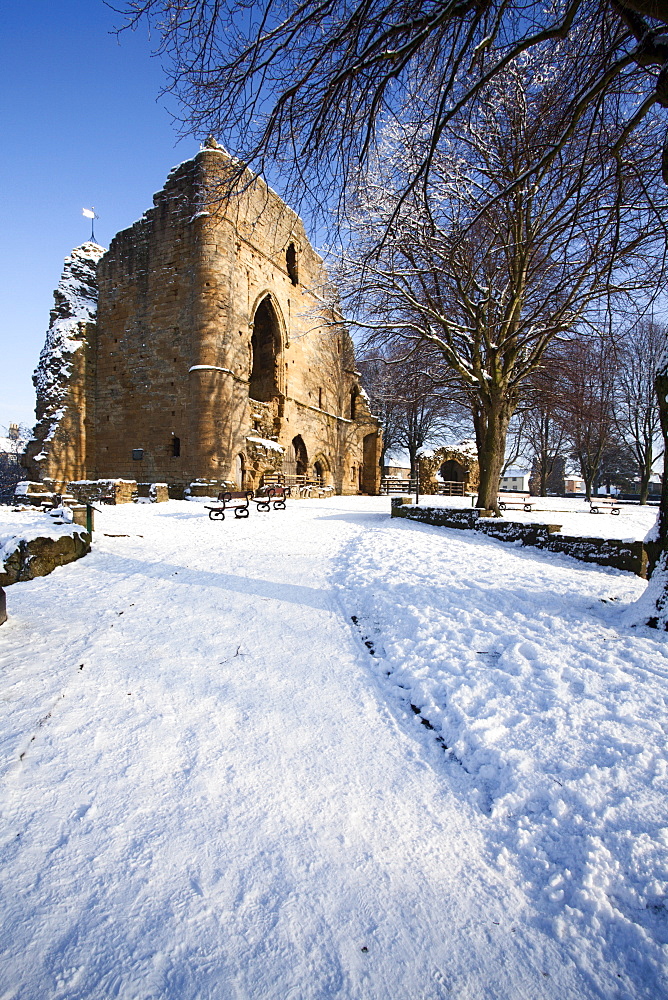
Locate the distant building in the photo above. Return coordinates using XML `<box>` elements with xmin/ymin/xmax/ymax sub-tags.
<box><xmin>564</xmin><ymin>475</ymin><xmax>586</xmax><ymax>494</ymax></box>
<box><xmin>382</xmin><ymin>463</ymin><xmax>411</xmax><ymax>480</ymax></box>
<box><xmin>500</xmin><ymin>469</ymin><xmax>530</xmax><ymax>492</ymax></box>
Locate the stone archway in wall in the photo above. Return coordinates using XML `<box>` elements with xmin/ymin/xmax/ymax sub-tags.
<box><xmin>312</xmin><ymin>452</ymin><xmax>333</xmax><ymax>486</ymax></box>
<box><xmin>249</xmin><ymin>295</ymin><xmax>283</xmax><ymax>402</ymax></box>
<box><xmin>419</xmin><ymin>446</ymin><xmax>480</xmax><ymax>494</ymax></box>
<box><xmin>283</xmin><ymin>435</ymin><xmax>309</xmax><ymax>478</ymax></box>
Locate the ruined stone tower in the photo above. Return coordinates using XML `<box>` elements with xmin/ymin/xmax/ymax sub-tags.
<box><xmin>26</xmin><ymin>143</ymin><xmax>381</xmax><ymax>494</ymax></box>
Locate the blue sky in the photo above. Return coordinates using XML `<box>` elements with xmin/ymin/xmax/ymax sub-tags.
<box><xmin>0</xmin><ymin>1</ymin><xmax>195</xmax><ymax>430</ymax></box>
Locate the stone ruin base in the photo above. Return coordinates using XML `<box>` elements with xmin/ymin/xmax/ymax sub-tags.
<box><xmin>0</xmin><ymin>528</ymin><xmax>91</xmax><ymax>588</ymax></box>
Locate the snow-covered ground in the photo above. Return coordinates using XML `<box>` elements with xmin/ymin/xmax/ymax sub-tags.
<box><xmin>1</xmin><ymin>496</ymin><xmax>666</xmax><ymax>999</ymax></box>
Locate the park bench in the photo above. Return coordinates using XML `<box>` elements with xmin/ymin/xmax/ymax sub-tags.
<box><xmin>252</xmin><ymin>485</ymin><xmax>290</xmax><ymax>511</ymax></box>
<box><xmin>589</xmin><ymin>498</ymin><xmax>621</xmax><ymax>515</ymax></box>
<box><xmin>498</xmin><ymin>493</ymin><xmax>533</xmax><ymax>512</ymax></box>
<box><xmin>205</xmin><ymin>490</ymin><xmax>253</xmax><ymax>520</ymax></box>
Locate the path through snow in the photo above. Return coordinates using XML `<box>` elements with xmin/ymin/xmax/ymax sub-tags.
<box><xmin>0</xmin><ymin>497</ymin><xmax>666</xmax><ymax>999</ymax></box>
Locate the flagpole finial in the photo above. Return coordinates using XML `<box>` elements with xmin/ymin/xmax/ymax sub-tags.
<box><xmin>82</xmin><ymin>207</ymin><xmax>98</xmax><ymax>243</ymax></box>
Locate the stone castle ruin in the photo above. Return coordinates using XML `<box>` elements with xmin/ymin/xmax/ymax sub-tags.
<box><xmin>24</xmin><ymin>141</ymin><xmax>381</xmax><ymax>496</ymax></box>
<box><xmin>419</xmin><ymin>444</ymin><xmax>480</xmax><ymax>495</ymax></box>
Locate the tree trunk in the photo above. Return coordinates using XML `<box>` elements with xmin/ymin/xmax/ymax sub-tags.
<box><xmin>407</xmin><ymin>446</ymin><xmax>418</xmax><ymax>480</ymax></box>
<box><xmin>583</xmin><ymin>475</ymin><xmax>594</xmax><ymax>502</ymax></box>
<box><xmin>539</xmin><ymin>461</ymin><xmax>548</xmax><ymax>496</ymax></box>
<box><xmin>639</xmin><ymin>451</ymin><xmax>652</xmax><ymax>505</ymax></box>
<box><xmin>639</xmin><ymin>363</ymin><xmax>668</xmax><ymax>627</ymax></box>
<box><xmin>473</xmin><ymin>397</ymin><xmax>514</xmax><ymax>511</ymax></box>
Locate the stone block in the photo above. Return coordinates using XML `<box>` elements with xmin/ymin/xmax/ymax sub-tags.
<box><xmin>391</xmin><ymin>497</ymin><xmax>413</xmax><ymax>516</ymax></box>
<box><xmin>70</xmin><ymin>505</ymin><xmax>89</xmax><ymax>529</ymax></box>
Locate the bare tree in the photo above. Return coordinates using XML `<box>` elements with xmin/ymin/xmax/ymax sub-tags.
<box><xmin>595</xmin><ymin>441</ymin><xmax>641</xmax><ymax>492</ymax></box>
<box><xmin>520</xmin><ymin>361</ymin><xmax>569</xmax><ymax>496</ymax></box>
<box><xmin>557</xmin><ymin>335</ymin><xmax>619</xmax><ymax>500</ymax></box>
<box><xmin>117</xmin><ymin>0</ymin><xmax>668</xmax><ymax>621</ymax></box>
<box><xmin>614</xmin><ymin>318</ymin><xmax>665</xmax><ymax>503</ymax></box>
<box><xmin>359</xmin><ymin>350</ymin><xmax>460</xmax><ymax>475</ymax></box>
<box><xmin>117</xmin><ymin>0</ymin><xmax>668</xmax><ymax>211</ymax></box>
<box><xmin>357</xmin><ymin>358</ymin><xmax>405</xmax><ymax>472</ymax></box>
<box><xmin>337</xmin><ymin>58</ymin><xmax>661</xmax><ymax>509</ymax></box>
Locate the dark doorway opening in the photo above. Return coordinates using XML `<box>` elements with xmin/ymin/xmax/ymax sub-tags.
<box><xmin>440</xmin><ymin>460</ymin><xmax>467</xmax><ymax>482</ymax></box>
<box><xmin>292</xmin><ymin>435</ymin><xmax>308</xmax><ymax>476</ymax></box>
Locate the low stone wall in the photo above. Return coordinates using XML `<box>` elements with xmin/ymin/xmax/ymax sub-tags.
<box><xmin>0</xmin><ymin>528</ymin><xmax>91</xmax><ymax>587</ymax></box>
<box><xmin>186</xmin><ymin>480</ymin><xmax>232</xmax><ymax>498</ymax></box>
<box><xmin>68</xmin><ymin>479</ymin><xmax>137</xmax><ymax>504</ymax></box>
<box><xmin>391</xmin><ymin>499</ymin><xmax>648</xmax><ymax>577</ymax></box>
<box><xmin>136</xmin><ymin>482</ymin><xmax>169</xmax><ymax>502</ymax></box>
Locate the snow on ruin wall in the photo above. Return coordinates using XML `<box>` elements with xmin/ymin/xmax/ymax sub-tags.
<box><xmin>24</xmin><ymin>242</ymin><xmax>106</xmax><ymax>486</ymax></box>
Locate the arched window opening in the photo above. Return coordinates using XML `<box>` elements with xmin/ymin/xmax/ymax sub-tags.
<box><xmin>314</xmin><ymin>460</ymin><xmax>324</xmax><ymax>483</ymax></box>
<box><xmin>350</xmin><ymin>387</ymin><xmax>358</xmax><ymax>419</ymax></box>
<box><xmin>250</xmin><ymin>296</ymin><xmax>281</xmax><ymax>402</ymax></box>
<box><xmin>235</xmin><ymin>453</ymin><xmax>246</xmax><ymax>489</ymax></box>
<box><xmin>286</xmin><ymin>243</ymin><xmax>299</xmax><ymax>285</ymax></box>
<box><xmin>292</xmin><ymin>435</ymin><xmax>308</xmax><ymax>477</ymax></box>
<box><xmin>171</xmin><ymin>436</ymin><xmax>181</xmax><ymax>457</ymax></box>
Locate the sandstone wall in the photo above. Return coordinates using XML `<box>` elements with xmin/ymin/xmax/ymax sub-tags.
<box><xmin>91</xmin><ymin>144</ymin><xmax>380</xmax><ymax>494</ymax></box>
<box><xmin>29</xmin><ymin>144</ymin><xmax>381</xmax><ymax>494</ymax></box>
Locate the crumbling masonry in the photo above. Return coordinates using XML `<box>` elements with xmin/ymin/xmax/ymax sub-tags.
<box><xmin>25</xmin><ymin>141</ymin><xmax>381</xmax><ymax>495</ymax></box>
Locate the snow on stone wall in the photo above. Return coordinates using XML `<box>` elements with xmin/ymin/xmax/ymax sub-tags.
<box><xmin>24</xmin><ymin>242</ymin><xmax>106</xmax><ymax>478</ymax></box>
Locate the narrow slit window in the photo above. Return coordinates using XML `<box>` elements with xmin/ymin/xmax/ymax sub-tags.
<box><xmin>286</xmin><ymin>243</ymin><xmax>298</xmax><ymax>285</ymax></box>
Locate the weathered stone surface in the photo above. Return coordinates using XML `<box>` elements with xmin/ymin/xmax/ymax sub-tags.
<box><xmin>545</xmin><ymin>535</ymin><xmax>648</xmax><ymax>576</ymax></box>
<box><xmin>136</xmin><ymin>483</ymin><xmax>169</xmax><ymax>502</ymax></box>
<box><xmin>420</xmin><ymin>444</ymin><xmax>479</xmax><ymax>495</ymax></box>
<box><xmin>68</xmin><ymin>479</ymin><xmax>137</xmax><ymax>504</ymax></box>
<box><xmin>27</xmin><ymin>145</ymin><xmax>382</xmax><ymax>496</ymax></box>
<box><xmin>390</xmin><ymin>496</ymin><xmax>413</xmax><ymax>515</ymax></box>
<box><xmin>23</xmin><ymin>244</ymin><xmax>106</xmax><ymax>484</ymax></box>
<box><xmin>0</xmin><ymin>587</ymin><xmax>6</xmax><ymax>625</ymax></box>
<box><xmin>0</xmin><ymin>529</ymin><xmax>91</xmax><ymax>587</ymax></box>
<box><xmin>392</xmin><ymin>503</ymin><xmax>648</xmax><ymax>577</ymax></box>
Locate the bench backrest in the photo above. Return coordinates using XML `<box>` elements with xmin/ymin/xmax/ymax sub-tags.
<box><xmin>218</xmin><ymin>490</ymin><xmax>254</xmax><ymax>502</ymax></box>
